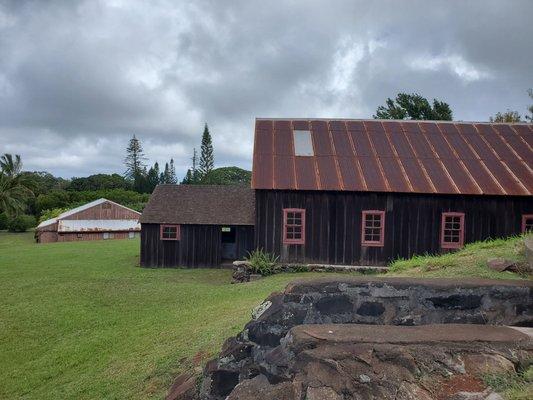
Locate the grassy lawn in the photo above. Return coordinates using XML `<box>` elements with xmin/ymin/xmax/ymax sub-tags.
<box><xmin>1</xmin><ymin>232</ymin><xmax>530</xmax><ymax>399</ymax></box>
<box><xmin>388</xmin><ymin>235</ymin><xmax>530</xmax><ymax>280</ymax></box>
<box><xmin>0</xmin><ymin>232</ymin><xmax>335</xmax><ymax>400</ymax></box>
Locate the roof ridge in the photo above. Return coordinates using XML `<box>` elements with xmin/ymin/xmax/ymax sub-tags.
<box><xmin>255</xmin><ymin>117</ymin><xmax>533</xmax><ymax>125</ymax></box>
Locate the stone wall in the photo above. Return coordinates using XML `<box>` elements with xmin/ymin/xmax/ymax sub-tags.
<box><xmin>201</xmin><ymin>277</ymin><xmax>533</xmax><ymax>399</ymax></box>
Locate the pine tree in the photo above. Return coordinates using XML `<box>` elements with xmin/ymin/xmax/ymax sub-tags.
<box><xmin>160</xmin><ymin>162</ymin><xmax>170</xmax><ymax>184</ymax></box>
<box><xmin>146</xmin><ymin>162</ymin><xmax>160</xmax><ymax>192</ymax></box>
<box><xmin>181</xmin><ymin>169</ymin><xmax>193</xmax><ymax>184</ymax></box>
<box><xmin>124</xmin><ymin>135</ymin><xmax>147</xmax><ymax>192</ymax></box>
<box><xmin>191</xmin><ymin>148</ymin><xmax>200</xmax><ymax>183</ymax></box>
<box><xmin>169</xmin><ymin>158</ymin><xmax>177</xmax><ymax>184</ymax></box>
<box><xmin>124</xmin><ymin>135</ymin><xmax>147</xmax><ymax>179</ymax></box>
<box><xmin>199</xmin><ymin>124</ymin><xmax>214</xmax><ymax>177</ymax></box>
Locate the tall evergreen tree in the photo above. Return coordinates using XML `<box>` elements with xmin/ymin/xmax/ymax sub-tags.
<box><xmin>192</xmin><ymin>148</ymin><xmax>201</xmax><ymax>183</ymax></box>
<box><xmin>181</xmin><ymin>169</ymin><xmax>193</xmax><ymax>184</ymax></box>
<box><xmin>146</xmin><ymin>162</ymin><xmax>160</xmax><ymax>192</ymax></box>
<box><xmin>168</xmin><ymin>159</ymin><xmax>177</xmax><ymax>184</ymax></box>
<box><xmin>124</xmin><ymin>135</ymin><xmax>147</xmax><ymax>192</ymax></box>
<box><xmin>160</xmin><ymin>162</ymin><xmax>170</xmax><ymax>184</ymax></box>
<box><xmin>199</xmin><ymin>124</ymin><xmax>214</xmax><ymax>177</ymax></box>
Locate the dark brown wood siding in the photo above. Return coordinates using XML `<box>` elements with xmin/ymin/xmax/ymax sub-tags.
<box><xmin>140</xmin><ymin>224</ymin><xmax>254</xmax><ymax>268</ymax></box>
<box><xmin>255</xmin><ymin>190</ymin><xmax>533</xmax><ymax>266</ymax></box>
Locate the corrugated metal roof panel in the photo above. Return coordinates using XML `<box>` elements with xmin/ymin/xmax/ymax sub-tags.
<box><xmin>58</xmin><ymin>219</ymin><xmax>140</xmax><ymax>232</ymax></box>
<box><xmin>273</xmin><ymin>155</ymin><xmax>295</xmax><ymax>189</ymax></box>
<box><xmin>295</xmin><ymin>157</ymin><xmax>318</xmax><ymax>190</ymax></box>
<box><xmin>337</xmin><ymin>157</ymin><xmax>365</xmax><ymax>191</ymax></box>
<box><xmin>316</xmin><ymin>156</ymin><xmax>341</xmax><ymax>190</ymax></box>
<box><xmin>252</xmin><ymin>119</ymin><xmax>533</xmax><ymax>196</ymax></box>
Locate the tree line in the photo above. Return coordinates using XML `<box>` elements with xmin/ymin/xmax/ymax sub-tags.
<box><xmin>124</xmin><ymin>123</ymin><xmax>216</xmax><ymax>191</ymax></box>
<box><xmin>1</xmin><ymin>91</ymin><xmax>531</xmax><ymax>233</ymax></box>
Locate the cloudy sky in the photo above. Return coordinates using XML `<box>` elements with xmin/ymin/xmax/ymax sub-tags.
<box><xmin>0</xmin><ymin>0</ymin><xmax>532</xmax><ymax>178</ymax></box>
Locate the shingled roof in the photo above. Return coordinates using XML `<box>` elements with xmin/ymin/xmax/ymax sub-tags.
<box><xmin>252</xmin><ymin>119</ymin><xmax>533</xmax><ymax>196</ymax></box>
<box><xmin>139</xmin><ymin>185</ymin><xmax>255</xmax><ymax>225</ymax></box>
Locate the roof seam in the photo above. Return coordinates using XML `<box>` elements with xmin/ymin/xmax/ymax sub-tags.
<box><xmin>455</xmin><ymin>123</ymin><xmax>507</xmax><ymax>195</ymax></box>
<box><xmin>344</xmin><ymin>120</ymin><xmax>368</xmax><ymax>190</ymax></box>
<box><xmin>436</xmin><ymin>123</ymin><xmax>483</xmax><ymax>195</ymax></box>
<box><xmin>420</xmin><ymin>123</ymin><xmax>460</xmax><ymax>194</ymax></box>
<box><xmin>402</xmin><ymin>122</ymin><xmax>437</xmax><ymax>193</ymax></box>
<box><xmin>363</xmin><ymin>121</ymin><xmax>391</xmax><ymax>192</ymax></box>
<box><xmin>327</xmin><ymin>120</ymin><xmax>344</xmax><ymax>190</ymax></box>
<box><xmin>382</xmin><ymin>121</ymin><xmax>414</xmax><ymax>192</ymax></box>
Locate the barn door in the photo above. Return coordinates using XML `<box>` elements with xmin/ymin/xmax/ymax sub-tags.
<box><xmin>221</xmin><ymin>226</ymin><xmax>237</xmax><ymax>260</ymax></box>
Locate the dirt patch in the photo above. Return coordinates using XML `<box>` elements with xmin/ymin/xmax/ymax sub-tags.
<box><xmin>435</xmin><ymin>374</ymin><xmax>487</xmax><ymax>400</ymax></box>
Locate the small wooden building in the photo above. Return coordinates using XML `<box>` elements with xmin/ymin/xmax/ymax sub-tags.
<box><xmin>252</xmin><ymin>119</ymin><xmax>533</xmax><ymax>265</ymax></box>
<box><xmin>139</xmin><ymin>185</ymin><xmax>255</xmax><ymax>267</ymax></box>
<box><xmin>36</xmin><ymin>198</ymin><xmax>141</xmax><ymax>243</ymax></box>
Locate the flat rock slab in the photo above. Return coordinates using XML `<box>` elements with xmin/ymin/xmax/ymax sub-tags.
<box><xmin>289</xmin><ymin>324</ymin><xmax>533</xmax><ymax>346</ymax></box>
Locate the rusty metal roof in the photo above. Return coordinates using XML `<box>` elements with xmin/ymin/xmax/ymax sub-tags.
<box><xmin>251</xmin><ymin>119</ymin><xmax>533</xmax><ymax>195</ymax></box>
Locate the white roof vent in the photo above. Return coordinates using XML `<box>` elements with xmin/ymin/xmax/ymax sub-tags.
<box><xmin>293</xmin><ymin>130</ymin><xmax>314</xmax><ymax>156</ymax></box>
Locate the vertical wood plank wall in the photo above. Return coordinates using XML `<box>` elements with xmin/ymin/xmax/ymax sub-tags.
<box><xmin>140</xmin><ymin>224</ymin><xmax>255</xmax><ymax>267</ymax></box>
<box><xmin>255</xmin><ymin>190</ymin><xmax>533</xmax><ymax>266</ymax></box>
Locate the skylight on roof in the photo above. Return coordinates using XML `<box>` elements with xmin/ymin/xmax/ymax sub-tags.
<box><xmin>293</xmin><ymin>130</ymin><xmax>314</xmax><ymax>156</ymax></box>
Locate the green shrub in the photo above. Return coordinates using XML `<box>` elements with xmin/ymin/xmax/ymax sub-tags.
<box><xmin>0</xmin><ymin>212</ymin><xmax>8</xmax><ymax>230</ymax></box>
<box><xmin>39</xmin><ymin>207</ymin><xmax>68</xmax><ymax>223</ymax></box>
<box><xmin>245</xmin><ymin>249</ymin><xmax>280</xmax><ymax>276</ymax></box>
<box><xmin>8</xmin><ymin>214</ymin><xmax>37</xmax><ymax>232</ymax></box>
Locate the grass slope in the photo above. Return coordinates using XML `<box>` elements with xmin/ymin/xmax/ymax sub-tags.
<box><xmin>0</xmin><ymin>233</ymin><xmax>333</xmax><ymax>399</ymax></box>
<box><xmin>388</xmin><ymin>235</ymin><xmax>530</xmax><ymax>280</ymax></box>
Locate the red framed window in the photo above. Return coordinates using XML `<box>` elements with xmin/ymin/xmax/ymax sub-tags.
<box><xmin>522</xmin><ymin>215</ymin><xmax>533</xmax><ymax>233</ymax></box>
<box><xmin>160</xmin><ymin>224</ymin><xmax>180</xmax><ymax>240</ymax></box>
<box><xmin>441</xmin><ymin>212</ymin><xmax>464</xmax><ymax>249</ymax></box>
<box><xmin>283</xmin><ymin>208</ymin><xmax>305</xmax><ymax>245</ymax></box>
<box><xmin>361</xmin><ymin>210</ymin><xmax>385</xmax><ymax>247</ymax></box>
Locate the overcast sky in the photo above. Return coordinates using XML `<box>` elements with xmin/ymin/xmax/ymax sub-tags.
<box><xmin>0</xmin><ymin>0</ymin><xmax>532</xmax><ymax>178</ymax></box>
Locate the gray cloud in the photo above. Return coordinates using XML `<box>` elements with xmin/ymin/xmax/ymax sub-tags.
<box><xmin>0</xmin><ymin>0</ymin><xmax>532</xmax><ymax>178</ymax></box>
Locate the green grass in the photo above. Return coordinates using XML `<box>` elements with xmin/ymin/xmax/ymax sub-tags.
<box><xmin>1</xmin><ymin>232</ymin><xmax>531</xmax><ymax>399</ymax></box>
<box><xmin>0</xmin><ymin>232</ymin><xmax>338</xmax><ymax>400</ymax></box>
<box><xmin>387</xmin><ymin>235</ymin><xmax>531</xmax><ymax>279</ymax></box>
<box><xmin>482</xmin><ymin>366</ymin><xmax>533</xmax><ymax>400</ymax></box>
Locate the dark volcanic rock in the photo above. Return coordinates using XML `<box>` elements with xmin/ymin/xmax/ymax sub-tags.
<box><xmin>357</xmin><ymin>301</ymin><xmax>386</xmax><ymax>316</ymax></box>
<box><xmin>200</xmin><ymin>277</ymin><xmax>533</xmax><ymax>399</ymax></box>
<box><xmin>428</xmin><ymin>294</ymin><xmax>482</xmax><ymax>310</ymax></box>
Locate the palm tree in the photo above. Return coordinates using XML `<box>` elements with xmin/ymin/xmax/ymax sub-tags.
<box><xmin>0</xmin><ymin>154</ymin><xmax>33</xmax><ymax>216</ymax></box>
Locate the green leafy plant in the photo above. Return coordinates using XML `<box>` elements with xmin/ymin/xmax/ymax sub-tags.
<box><xmin>7</xmin><ymin>214</ymin><xmax>36</xmax><ymax>232</ymax></box>
<box><xmin>245</xmin><ymin>249</ymin><xmax>280</xmax><ymax>276</ymax></box>
<box><xmin>0</xmin><ymin>212</ymin><xmax>8</xmax><ymax>230</ymax></box>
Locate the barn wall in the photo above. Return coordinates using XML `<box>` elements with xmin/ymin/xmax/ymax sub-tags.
<box><xmin>255</xmin><ymin>190</ymin><xmax>533</xmax><ymax>266</ymax></box>
<box><xmin>37</xmin><ymin>231</ymin><xmax>58</xmax><ymax>243</ymax></box>
<box><xmin>62</xmin><ymin>201</ymin><xmax>140</xmax><ymax>220</ymax></box>
<box><xmin>141</xmin><ymin>224</ymin><xmax>255</xmax><ymax>268</ymax></box>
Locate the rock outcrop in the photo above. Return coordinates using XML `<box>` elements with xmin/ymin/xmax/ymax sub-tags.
<box><xmin>200</xmin><ymin>277</ymin><xmax>533</xmax><ymax>399</ymax></box>
<box><xmin>223</xmin><ymin>324</ymin><xmax>532</xmax><ymax>400</ymax></box>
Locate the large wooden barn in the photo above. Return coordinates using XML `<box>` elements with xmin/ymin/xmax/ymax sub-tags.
<box><xmin>36</xmin><ymin>198</ymin><xmax>141</xmax><ymax>243</ymax></box>
<box><xmin>252</xmin><ymin>119</ymin><xmax>533</xmax><ymax>265</ymax></box>
<box><xmin>140</xmin><ymin>119</ymin><xmax>532</xmax><ymax>268</ymax></box>
<box><xmin>139</xmin><ymin>185</ymin><xmax>255</xmax><ymax>267</ymax></box>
